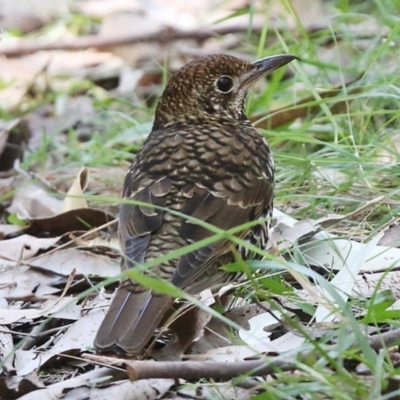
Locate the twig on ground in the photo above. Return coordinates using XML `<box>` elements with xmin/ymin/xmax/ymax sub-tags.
<box><xmin>83</xmin><ymin>353</ymin><xmax>298</xmax><ymax>380</ymax></box>
<box><xmin>368</xmin><ymin>327</ymin><xmax>400</xmax><ymax>351</ymax></box>
<box><xmin>82</xmin><ymin>326</ymin><xmax>400</xmax><ymax>381</ymax></box>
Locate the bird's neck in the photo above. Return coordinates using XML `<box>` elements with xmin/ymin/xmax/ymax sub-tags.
<box><xmin>152</xmin><ymin>109</ymin><xmax>249</xmax><ymax>131</ymax></box>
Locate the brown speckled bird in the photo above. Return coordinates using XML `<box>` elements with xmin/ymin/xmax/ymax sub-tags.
<box><xmin>94</xmin><ymin>53</ymin><xmax>298</xmax><ymax>355</ymax></box>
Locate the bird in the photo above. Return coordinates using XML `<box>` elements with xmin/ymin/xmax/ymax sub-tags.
<box><xmin>94</xmin><ymin>53</ymin><xmax>299</xmax><ymax>355</ymax></box>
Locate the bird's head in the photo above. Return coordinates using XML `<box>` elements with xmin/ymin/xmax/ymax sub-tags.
<box><xmin>153</xmin><ymin>53</ymin><xmax>299</xmax><ymax>129</ymax></box>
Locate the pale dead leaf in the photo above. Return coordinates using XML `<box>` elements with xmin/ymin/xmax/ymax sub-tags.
<box><xmin>0</xmin><ymin>296</ymin><xmax>76</xmax><ymax>325</ymax></box>
<box><xmin>267</xmin><ymin>332</ymin><xmax>306</xmax><ymax>353</ymax></box>
<box><xmin>301</xmin><ymin>231</ymin><xmax>396</xmax><ymax>322</ymax></box>
<box><xmin>62</xmin><ymin>167</ymin><xmax>89</xmax><ymax>212</ymax></box>
<box><xmin>16</xmin><ymin>307</ymin><xmax>104</xmax><ymax>375</ymax></box>
<box><xmin>0</xmin><ymin>264</ymin><xmax>60</xmax><ymax>299</ymax></box>
<box><xmin>353</xmin><ymin>271</ymin><xmax>400</xmax><ymax>299</ymax></box>
<box><xmin>301</xmin><ymin>232</ymin><xmax>400</xmax><ymax>273</ymax></box>
<box><xmin>378</xmin><ymin>224</ymin><xmax>400</xmax><ymax>247</ymax></box>
<box><xmin>15</xmin><ymin>367</ymin><xmax>125</xmax><ymax>400</ymax></box>
<box><xmin>238</xmin><ymin>312</ymin><xmax>278</xmax><ymax>346</ymax></box>
<box><xmin>238</xmin><ymin>310</ymin><xmax>305</xmax><ymax>353</ymax></box>
<box><xmin>7</xmin><ymin>183</ymin><xmax>62</xmax><ymax>219</ymax></box>
<box><xmin>225</xmin><ymin>301</ymin><xmax>274</xmax><ymax>329</ymax></box>
<box><xmin>0</xmin><ymin>235</ymin><xmax>59</xmax><ymax>261</ymax></box>
<box><xmin>29</xmin><ymin>248</ymin><xmax>119</xmax><ymax>277</ymax></box>
<box><xmin>193</xmin><ymin>343</ymin><xmax>270</xmax><ymax>362</ymax></box>
<box><xmin>64</xmin><ymin>378</ymin><xmax>174</xmax><ymax>400</ymax></box>
<box><xmin>0</xmin><ymin>326</ymin><xmax>14</xmax><ymax>374</ymax></box>
<box><xmin>271</xmin><ymin>219</ymin><xmax>319</xmax><ymax>250</ymax></box>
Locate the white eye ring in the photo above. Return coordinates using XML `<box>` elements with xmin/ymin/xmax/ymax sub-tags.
<box><xmin>215</xmin><ymin>76</ymin><xmax>234</xmax><ymax>93</ymax></box>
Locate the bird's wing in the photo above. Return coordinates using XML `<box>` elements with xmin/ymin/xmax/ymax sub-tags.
<box><xmin>171</xmin><ymin>175</ymin><xmax>273</xmax><ymax>290</ymax></box>
<box><xmin>118</xmin><ymin>174</ymin><xmax>171</xmax><ymax>268</ymax></box>
<box><xmin>94</xmin><ymin>175</ymin><xmax>174</xmax><ymax>354</ymax></box>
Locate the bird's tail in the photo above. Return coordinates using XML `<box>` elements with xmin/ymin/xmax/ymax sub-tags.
<box><xmin>94</xmin><ymin>287</ymin><xmax>173</xmax><ymax>355</ymax></box>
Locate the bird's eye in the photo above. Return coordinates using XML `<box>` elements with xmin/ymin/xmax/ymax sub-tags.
<box><xmin>216</xmin><ymin>76</ymin><xmax>234</xmax><ymax>93</ymax></box>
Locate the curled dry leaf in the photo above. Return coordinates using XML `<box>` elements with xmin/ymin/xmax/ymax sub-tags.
<box><xmin>62</xmin><ymin>167</ymin><xmax>90</xmax><ymax>212</ymax></box>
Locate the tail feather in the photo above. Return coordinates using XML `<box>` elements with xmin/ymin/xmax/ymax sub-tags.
<box><xmin>94</xmin><ymin>288</ymin><xmax>173</xmax><ymax>354</ymax></box>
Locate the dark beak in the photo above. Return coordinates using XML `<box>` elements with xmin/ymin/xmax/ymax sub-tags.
<box><xmin>240</xmin><ymin>54</ymin><xmax>300</xmax><ymax>87</ymax></box>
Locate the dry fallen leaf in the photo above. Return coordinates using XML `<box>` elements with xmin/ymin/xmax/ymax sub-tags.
<box><xmin>62</xmin><ymin>167</ymin><xmax>90</xmax><ymax>212</ymax></box>
<box><xmin>7</xmin><ymin>183</ymin><xmax>63</xmax><ymax>220</ymax></box>
<box><xmin>0</xmin><ymin>264</ymin><xmax>61</xmax><ymax>299</ymax></box>
<box><xmin>0</xmin><ymin>296</ymin><xmax>76</xmax><ymax>325</ymax></box>
<box><xmin>25</xmin><ymin>208</ymin><xmax>116</xmax><ymax>237</ymax></box>
<box><xmin>64</xmin><ymin>378</ymin><xmax>174</xmax><ymax>400</ymax></box>
<box><xmin>378</xmin><ymin>224</ymin><xmax>400</xmax><ymax>247</ymax></box>
<box><xmin>15</xmin><ymin>307</ymin><xmax>105</xmax><ymax>376</ymax></box>
<box><xmin>0</xmin><ymin>370</ymin><xmax>44</xmax><ymax>399</ymax></box>
<box><xmin>29</xmin><ymin>247</ymin><xmax>120</xmax><ymax>277</ymax></box>
<box><xmin>0</xmin><ymin>326</ymin><xmax>14</xmax><ymax>374</ymax></box>
<box><xmin>0</xmin><ymin>234</ymin><xmax>59</xmax><ymax>261</ymax></box>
